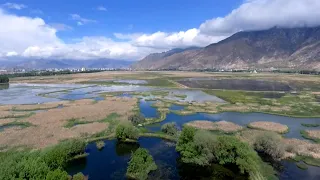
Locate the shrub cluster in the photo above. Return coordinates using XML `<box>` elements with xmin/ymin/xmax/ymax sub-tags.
<box><xmin>116</xmin><ymin>123</ymin><xmax>140</xmax><ymax>141</ymax></box>
<box><xmin>176</xmin><ymin>126</ymin><xmax>276</xmax><ymax>179</ymax></box>
<box><xmin>128</xmin><ymin>114</ymin><xmax>145</xmax><ymax>125</ymax></box>
<box><xmin>0</xmin><ymin>139</ymin><xmax>86</xmax><ymax>180</ymax></box>
<box><xmin>253</xmin><ymin>132</ymin><xmax>285</xmax><ymax>160</ymax></box>
<box><xmin>126</xmin><ymin>148</ymin><xmax>157</xmax><ymax>180</ymax></box>
<box><xmin>0</xmin><ymin>76</ymin><xmax>9</xmax><ymax>84</ymax></box>
<box><xmin>161</xmin><ymin>122</ymin><xmax>178</xmax><ymax>136</ymax></box>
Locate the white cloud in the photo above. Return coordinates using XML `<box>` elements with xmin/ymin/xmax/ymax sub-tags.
<box><xmin>6</xmin><ymin>51</ymin><xmax>18</xmax><ymax>56</ymax></box>
<box><xmin>2</xmin><ymin>2</ymin><xmax>27</xmax><ymax>10</ymax></box>
<box><xmin>97</xmin><ymin>6</ymin><xmax>107</xmax><ymax>11</ymax></box>
<box><xmin>200</xmin><ymin>0</ymin><xmax>320</xmax><ymax>36</ymax></box>
<box><xmin>70</xmin><ymin>14</ymin><xmax>97</xmax><ymax>25</ymax></box>
<box><xmin>1</xmin><ymin>0</ymin><xmax>320</xmax><ymax>61</ymax></box>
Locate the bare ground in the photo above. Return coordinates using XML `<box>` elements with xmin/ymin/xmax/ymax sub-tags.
<box><xmin>0</xmin><ymin>97</ymin><xmax>137</xmax><ymax>149</ymax></box>
<box><xmin>248</xmin><ymin>121</ymin><xmax>289</xmax><ymax>133</ymax></box>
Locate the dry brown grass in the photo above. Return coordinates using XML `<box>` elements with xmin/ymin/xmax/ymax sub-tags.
<box><xmin>0</xmin><ymin>97</ymin><xmax>137</xmax><ymax>149</ymax></box>
<box><xmin>0</xmin><ymin>118</ymin><xmax>15</xmax><ymax>126</ymax></box>
<box><xmin>306</xmin><ymin>130</ymin><xmax>320</xmax><ymax>139</ymax></box>
<box><xmin>0</xmin><ymin>111</ymin><xmax>31</xmax><ymax>119</ymax></box>
<box><xmin>186</xmin><ymin>120</ymin><xmax>243</xmax><ymax>133</ymax></box>
<box><xmin>12</xmin><ymin>101</ymin><xmax>67</xmax><ymax>111</ymax></box>
<box><xmin>248</xmin><ymin>121</ymin><xmax>289</xmax><ymax>133</ymax></box>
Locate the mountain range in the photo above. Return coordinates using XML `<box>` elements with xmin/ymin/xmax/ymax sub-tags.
<box><xmin>132</xmin><ymin>26</ymin><xmax>320</xmax><ymax>70</ymax></box>
<box><xmin>0</xmin><ymin>59</ymin><xmax>133</xmax><ymax>70</ymax></box>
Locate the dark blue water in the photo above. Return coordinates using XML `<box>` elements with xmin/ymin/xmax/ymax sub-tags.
<box><xmin>67</xmin><ymin>138</ymin><xmax>247</xmax><ymax>180</ymax></box>
<box><xmin>67</xmin><ymin>137</ymin><xmax>320</xmax><ymax>180</ymax></box>
<box><xmin>139</xmin><ymin>100</ymin><xmax>158</xmax><ymax>118</ymax></box>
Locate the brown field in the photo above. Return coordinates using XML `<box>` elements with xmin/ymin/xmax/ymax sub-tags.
<box><xmin>0</xmin><ymin>97</ymin><xmax>137</xmax><ymax>149</ymax></box>
<box><xmin>248</xmin><ymin>121</ymin><xmax>289</xmax><ymax>133</ymax></box>
<box><xmin>186</xmin><ymin>120</ymin><xmax>243</xmax><ymax>133</ymax></box>
<box><xmin>10</xmin><ymin>71</ymin><xmax>320</xmax><ymax>85</ymax></box>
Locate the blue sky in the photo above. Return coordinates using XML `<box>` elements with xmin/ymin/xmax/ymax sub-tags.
<box><xmin>7</xmin><ymin>0</ymin><xmax>242</xmax><ymax>40</ymax></box>
<box><xmin>0</xmin><ymin>0</ymin><xmax>319</xmax><ymax>61</ymax></box>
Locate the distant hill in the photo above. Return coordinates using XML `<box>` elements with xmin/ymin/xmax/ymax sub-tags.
<box><xmin>0</xmin><ymin>59</ymin><xmax>133</xmax><ymax>70</ymax></box>
<box><xmin>132</xmin><ymin>26</ymin><xmax>320</xmax><ymax>70</ymax></box>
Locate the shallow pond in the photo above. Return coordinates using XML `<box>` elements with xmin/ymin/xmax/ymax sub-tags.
<box><xmin>144</xmin><ymin>111</ymin><xmax>320</xmax><ymax>140</ymax></box>
<box><xmin>67</xmin><ymin>137</ymin><xmax>320</xmax><ymax>180</ymax></box>
<box><xmin>178</xmin><ymin>79</ymin><xmax>293</xmax><ymax>91</ymax></box>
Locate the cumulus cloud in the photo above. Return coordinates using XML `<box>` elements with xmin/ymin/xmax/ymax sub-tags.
<box><xmin>0</xmin><ymin>0</ymin><xmax>320</xmax><ymax>61</ymax></box>
<box><xmin>70</xmin><ymin>14</ymin><xmax>97</xmax><ymax>25</ymax></box>
<box><xmin>97</xmin><ymin>6</ymin><xmax>107</xmax><ymax>11</ymax></box>
<box><xmin>200</xmin><ymin>0</ymin><xmax>320</xmax><ymax>35</ymax></box>
<box><xmin>2</xmin><ymin>2</ymin><xmax>27</xmax><ymax>10</ymax></box>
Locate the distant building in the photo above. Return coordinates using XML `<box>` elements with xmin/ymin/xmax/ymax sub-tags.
<box><xmin>81</xmin><ymin>67</ymin><xmax>86</xmax><ymax>72</ymax></box>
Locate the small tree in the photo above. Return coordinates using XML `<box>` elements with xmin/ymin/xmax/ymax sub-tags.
<box><xmin>161</xmin><ymin>123</ymin><xmax>178</xmax><ymax>136</ymax></box>
<box><xmin>128</xmin><ymin>114</ymin><xmax>145</xmax><ymax>125</ymax></box>
<box><xmin>72</xmin><ymin>172</ymin><xmax>86</xmax><ymax>180</ymax></box>
<box><xmin>116</xmin><ymin>123</ymin><xmax>139</xmax><ymax>141</ymax></box>
<box><xmin>0</xmin><ymin>76</ymin><xmax>9</xmax><ymax>84</ymax></box>
<box><xmin>126</xmin><ymin>148</ymin><xmax>157</xmax><ymax>180</ymax></box>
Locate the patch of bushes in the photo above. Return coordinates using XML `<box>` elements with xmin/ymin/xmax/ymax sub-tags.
<box><xmin>46</xmin><ymin>169</ymin><xmax>69</xmax><ymax>180</ymax></box>
<box><xmin>41</xmin><ymin>139</ymin><xmax>86</xmax><ymax>169</ymax></box>
<box><xmin>64</xmin><ymin>118</ymin><xmax>91</xmax><ymax>128</ymax></box>
<box><xmin>301</xmin><ymin>123</ymin><xmax>320</xmax><ymax>127</ymax></box>
<box><xmin>0</xmin><ymin>139</ymin><xmax>86</xmax><ymax>180</ymax></box>
<box><xmin>128</xmin><ymin>114</ymin><xmax>146</xmax><ymax>125</ymax></box>
<box><xmin>161</xmin><ymin>122</ymin><xmax>178</xmax><ymax>136</ymax></box>
<box><xmin>116</xmin><ymin>123</ymin><xmax>140</xmax><ymax>142</ymax></box>
<box><xmin>72</xmin><ymin>172</ymin><xmax>87</xmax><ymax>180</ymax></box>
<box><xmin>253</xmin><ymin>132</ymin><xmax>285</xmax><ymax>160</ymax></box>
<box><xmin>0</xmin><ymin>76</ymin><xmax>9</xmax><ymax>84</ymax></box>
<box><xmin>96</xmin><ymin>141</ymin><xmax>105</xmax><ymax>150</ymax></box>
<box><xmin>126</xmin><ymin>148</ymin><xmax>157</xmax><ymax>180</ymax></box>
<box><xmin>176</xmin><ymin>126</ymin><xmax>277</xmax><ymax>179</ymax></box>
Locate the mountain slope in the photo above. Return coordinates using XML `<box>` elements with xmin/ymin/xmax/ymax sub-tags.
<box><xmin>132</xmin><ymin>26</ymin><xmax>320</xmax><ymax>70</ymax></box>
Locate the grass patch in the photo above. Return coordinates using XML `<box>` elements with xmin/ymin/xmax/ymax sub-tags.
<box><xmin>0</xmin><ymin>121</ymin><xmax>33</xmax><ymax>131</ymax></box>
<box><xmin>296</xmin><ymin>162</ymin><xmax>308</xmax><ymax>170</ymax></box>
<box><xmin>292</xmin><ymin>155</ymin><xmax>320</xmax><ymax>167</ymax></box>
<box><xmin>64</xmin><ymin>118</ymin><xmax>92</xmax><ymax>128</ymax></box>
<box><xmin>301</xmin><ymin>123</ymin><xmax>320</xmax><ymax>127</ymax></box>
<box><xmin>174</xmin><ymin>94</ymin><xmax>187</xmax><ymax>99</ymax></box>
<box><xmin>99</xmin><ymin>113</ymin><xmax>121</xmax><ymax>123</ymax></box>
<box><xmin>96</xmin><ymin>141</ymin><xmax>105</xmax><ymax>150</ymax></box>
<box><xmin>146</xmin><ymin>78</ymin><xmax>177</xmax><ymax>87</ymax></box>
<box><xmin>300</xmin><ymin>130</ymin><xmax>320</xmax><ymax>143</ymax></box>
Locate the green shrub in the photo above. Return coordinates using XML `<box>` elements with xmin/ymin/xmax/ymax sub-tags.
<box><xmin>128</xmin><ymin>114</ymin><xmax>145</xmax><ymax>125</ymax></box>
<box><xmin>126</xmin><ymin>148</ymin><xmax>157</xmax><ymax>180</ymax></box>
<box><xmin>0</xmin><ymin>76</ymin><xmax>9</xmax><ymax>84</ymax></box>
<box><xmin>0</xmin><ymin>151</ymin><xmax>50</xmax><ymax>180</ymax></box>
<box><xmin>254</xmin><ymin>132</ymin><xmax>285</xmax><ymax>160</ymax></box>
<box><xmin>45</xmin><ymin>169</ymin><xmax>69</xmax><ymax>180</ymax></box>
<box><xmin>72</xmin><ymin>172</ymin><xmax>86</xmax><ymax>180</ymax></box>
<box><xmin>41</xmin><ymin>139</ymin><xmax>86</xmax><ymax>169</ymax></box>
<box><xmin>161</xmin><ymin>122</ymin><xmax>178</xmax><ymax>136</ymax></box>
<box><xmin>96</xmin><ymin>141</ymin><xmax>105</xmax><ymax>150</ymax></box>
<box><xmin>116</xmin><ymin>123</ymin><xmax>139</xmax><ymax>141</ymax></box>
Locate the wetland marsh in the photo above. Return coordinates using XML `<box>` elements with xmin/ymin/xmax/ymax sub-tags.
<box><xmin>1</xmin><ymin>71</ymin><xmax>320</xmax><ymax>180</ymax></box>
